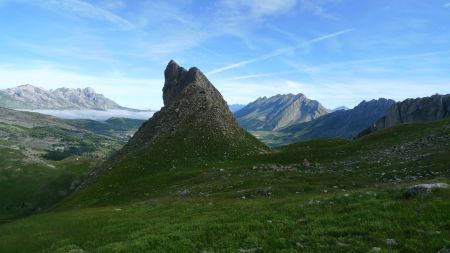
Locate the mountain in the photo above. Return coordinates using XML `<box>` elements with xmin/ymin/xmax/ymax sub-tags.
<box><xmin>72</xmin><ymin>60</ymin><xmax>267</xmax><ymax>201</ymax></box>
<box><xmin>259</xmin><ymin>98</ymin><xmax>395</xmax><ymax>146</ymax></box>
<box><xmin>360</xmin><ymin>94</ymin><xmax>450</xmax><ymax>136</ymax></box>
<box><xmin>330</xmin><ymin>106</ymin><xmax>349</xmax><ymax>112</ymax></box>
<box><xmin>229</xmin><ymin>104</ymin><xmax>246</xmax><ymax>112</ymax></box>
<box><xmin>235</xmin><ymin>93</ymin><xmax>328</xmax><ymax>131</ymax></box>
<box><xmin>0</xmin><ymin>84</ymin><xmax>125</xmax><ymax>110</ymax></box>
<box><xmin>114</xmin><ymin>60</ymin><xmax>267</xmax><ymax>163</ymax></box>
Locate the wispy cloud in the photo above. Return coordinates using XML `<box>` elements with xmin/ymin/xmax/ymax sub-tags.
<box><xmin>299</xmin><ymin>0</ymin><xmax>340</xmax><ymax>19</ymax></box>
<box><xmin>217</xmin><ymin>0</ymin><xmax>297</xmax><ymax>23</ymax></box>
<box><xmin>225</xmin><ymin>71</ymin><xmax>297</xmax><ymax>81</ymax></box>
<box><xmin>444</xmin><ymin>2</ymin><xmax>450</xmax><ymax>7</ymax></box>
<box><xmin>283</xmin><ymin>49</ymin><xmax>450</xmax><ymax>75</ymax></box>
<box><xmin>52</xmin><ymin>0</ymin><xmax>133</xmax><ymax>29</ymax></box>
<box><xmin>18</xmin><ymin>0</ymin><xmax>134</xmax><ymax>29</ymax></box>
<box><xmin>206</xmin><ymin>29</ymin><xmax>353</xmax><ymax>75</ymax></box>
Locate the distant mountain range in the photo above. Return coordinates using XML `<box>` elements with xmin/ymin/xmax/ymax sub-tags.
<box><xmin>330</xmin><ymin>106</ymin><xmax>349</xmax><ymax>112</ymax></box>
<box><xmin>235</xmin><ymin>93</ymin><xmax>328</xmax><ymax>131</ymax></box>
<box><xmin>229</xmin><ymin>104</ymin><xmax>246</xmax><ymax>112</ymax></box>
<box><xmin>280</xmin><ymin>98</ymin><xmax>395</xmax><ymax>141</ymax></box>
<box><xmin>0</xmin><ymin>84</ymin><xmax>126</xmax><ymax>110</ymax></box>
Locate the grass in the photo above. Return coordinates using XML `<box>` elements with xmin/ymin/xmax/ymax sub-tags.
<box><xmin>1</xmin><ymin>188</ymin><xmax>449</xmax><ymax>252</ymax></box>
<box><xmin>0</xmin><ymin>118</ymin><xmax>449</xmax><ymax>252</ymax></box>
<box><xmin>0</xmin><ymin>145</ymin><xmax>94</xmax><ymax>221</ymax></box>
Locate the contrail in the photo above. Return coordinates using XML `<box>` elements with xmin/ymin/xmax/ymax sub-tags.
<box><xmin>206</xmin><ymin>29</ymin><xmax>353</xmax><ymax>75</ymax></box>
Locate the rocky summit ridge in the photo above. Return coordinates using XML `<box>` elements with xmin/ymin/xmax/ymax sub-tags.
<box><xmin>0</xmin><ymin>84</ymin><xmax>124</xmax><ymax>110</ymax></box>
<box><xmin>360</xmin><ymin>94</ymin><xmax>450</xmax><ymax>135</ymax></box>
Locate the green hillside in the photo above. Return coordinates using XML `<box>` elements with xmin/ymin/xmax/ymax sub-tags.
<box><xmin>0</xmin><ymin>108</ymin><xmax>131</xmax><ymax>220</ymax></box>
<box><xmin>0</xmin><ymin>118</ymin><xmax>449</xmax><ymax>252</ymax></box>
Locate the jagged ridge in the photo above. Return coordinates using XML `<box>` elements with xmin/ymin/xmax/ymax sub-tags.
<box><xmin>360</xmin><ymin>94</ymin><xmax>450</xmax><ymax>136</ymax></box>
<box><xmin>0</xmin><ymin>84</ymin><xmax>125</xmax><ymax>110</ymax></box>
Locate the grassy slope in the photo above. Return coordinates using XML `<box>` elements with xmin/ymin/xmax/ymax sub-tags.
<box><xmin>0</xmin><ymin>113</ymin><xmax>127</xmax><ymax>220</ymax></box>
<box><xmin>62</xmin><ymin>114</ymin><xmax>268</xmax><ymax>208</ymax></box>
<box><xmin>0</xmin><ymin>144</ymin><xmax>93</xmax><ymax>221</ymax></box>
<box><xmin>0</xmin><ymin>119</ymin><xmax>449</xmax><ymax>252</ymax></box>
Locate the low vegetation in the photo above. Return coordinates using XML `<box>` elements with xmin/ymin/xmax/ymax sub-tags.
<box><xmin>0</xmin><ymin>118</ymin><xmax>449</xmax><ymax>252</ymax></box>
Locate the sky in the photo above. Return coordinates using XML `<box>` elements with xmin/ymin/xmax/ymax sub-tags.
<box><xmin>0</xmin><ymin>0</ymin><xmax>449</xmax><ymax>110</ymax></box>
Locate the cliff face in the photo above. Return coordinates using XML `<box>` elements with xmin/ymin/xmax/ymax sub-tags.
<box><xmin>360</xmin><ymin>94</ymin><xmax>450</xmax><ymax>136</ymax></box>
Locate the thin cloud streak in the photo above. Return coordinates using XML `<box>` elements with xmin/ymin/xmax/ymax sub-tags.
<box><xmin>444</xmin><ymin>2</ymin><xmax>450</xmax><ymax>7</ymax></box>
<box><xmin>225</xmin><ymin>71</ymin><xmax>297</xmax><ymax>81</ymax></box>
<box><xmin>50</xmin><ymin>0</ymin><xmax>134</xmax><ymax>29</ymax></box>
<box><xmin>284</xmin><ymin>49</ymin><xmax>450</xmax><ymax>75</ymax></box>
<box><xmin>206</xmin><ymin>29</ymin><xmax>353</xmax><ymax>75</ymax></box>
<box><xmin>10</xmin><ymin>0</ymin><xmax>135</xmax><ymax>29</ymax></box>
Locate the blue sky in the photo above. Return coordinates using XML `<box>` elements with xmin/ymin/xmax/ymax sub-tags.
<box><xmin>0</xmin><ymin>0</ymin><xmax>449</xmax><ymax>110</ymax></box>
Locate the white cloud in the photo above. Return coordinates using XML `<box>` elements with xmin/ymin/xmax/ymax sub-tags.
<box><xmin>206</xmin><ymin>29</ymin><xmax>353</xmax><ymax>75</ymax></box>
<box><xmin>21</xmin><ymin>109</ymin><xmax>154</xmax><ymax>120</ymax></box>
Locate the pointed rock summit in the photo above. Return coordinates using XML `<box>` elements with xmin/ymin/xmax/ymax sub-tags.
<box><xmin>108</xmin><ymin>60</ymin><xmax>267</xmax><ymax>167</ymax></box>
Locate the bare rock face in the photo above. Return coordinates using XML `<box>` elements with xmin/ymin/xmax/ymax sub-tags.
<box><xmin>108</xmin><ymin>60</ymin><xmax>267</xmax><ymax>166</ymax></box>
<box><xmin>360</xmin><ymin>94</ymin><xmax>450</xmax><ymax>135</ymax></box>
<box><xmin>235</xmin><ymin>93</ymin><xmax>328</xmax><ymax>131</ymax></box>
<box><xmin>162</xmin><ymin>60</ymin><xmax>192</xmax><ymax>106</ymax></box>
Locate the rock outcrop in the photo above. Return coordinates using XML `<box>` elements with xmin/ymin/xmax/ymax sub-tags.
<box><xmin>107</xmin><ymin>60</ymin><xmax>267</xmax><ymax>167</ymax></box>
<box><xmin>360</xmin><ymin>94</ymin><xmax>450</xmax><ymax>136</ymax></box>
<box><xmin>235</xmin><ymin>93</ymin><xmax>328</xmax><ymax>131</ymax></box>
<box><xmin>405</xmin><ymin>183</ymin><xmax>449</xmax><ymax>197</ymax></box>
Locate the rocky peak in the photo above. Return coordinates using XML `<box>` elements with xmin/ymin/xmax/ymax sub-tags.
<box><xmin>104</xmin><ymin>60</ymin><xmax>267</xmax><ymax>170</ymax></box>
<box><xmin>163</xmin><ymin>60</ymin><xmax>204</xmax><ymax>106</ymax></box>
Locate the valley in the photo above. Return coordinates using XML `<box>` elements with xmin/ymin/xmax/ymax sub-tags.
<box><xmin>0</xmin><ymin>61</ymin><xmax>448</xmax><ymax>252</ymax></box>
